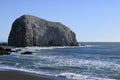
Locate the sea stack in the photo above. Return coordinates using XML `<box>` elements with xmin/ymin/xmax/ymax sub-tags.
<box><xmin>8</xmin><ymin>15</ymin><xmax>79</xmax><ymax>47</ymax></box>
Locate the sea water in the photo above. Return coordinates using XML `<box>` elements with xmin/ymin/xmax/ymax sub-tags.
<box><xmin>0</xmin><ymin>42</ymin><xmax>120</xmax><ymax>80</ymax></box>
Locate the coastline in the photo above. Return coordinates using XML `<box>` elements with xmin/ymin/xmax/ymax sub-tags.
<box><xmin>0</xmin><ymin>69</ymin><xmax>71</xmax><ymax>80</ymax></box>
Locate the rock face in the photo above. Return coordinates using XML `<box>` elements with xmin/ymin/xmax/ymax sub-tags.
<box><xmin>8</xmin><ymin>15</ymin><xmax>79</xmax><ymax>47</ymax></box>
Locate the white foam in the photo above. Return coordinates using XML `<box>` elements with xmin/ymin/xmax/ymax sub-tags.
<box><xmin>11</xmin><ymin>46</ymin><xmax>80</xmax><ymax>56</ymax></box>
<box><xmin>25</xmin><ymin>46</ymin><xmax>80</xmax><ymax>50</ymax></box>
<box><xmin>25</xmin><ymin>47</ymin><xmax>55</xmax><ymax>50</ymax></box>
<box><xmin>0</xmin><ymin>64</ymin><xmax>117</xmax><ymax>80</ymax></box>
<box><xmin>56</xmin><ymin>72</ymin><xmax>115</xmax><ymax>80</ymax></box>
<box><xmin>0</xmin><ymin>65</ymin><xmax>48</xmax><ymax>75</ymax></box>
<box><xmin>12</xmin><ymin>47</ymin><xmax>65</xmax><ymax>53</ymax></box>
<box><xmin>79</xmin><ymin>44</ymin><xmax>92</xmax><ymax>48</ymax></box>
<box><xmin>57</xmin><ymin>58</ymin><xmax>120</xmax><ymax>72</ymax></box>
<box><xmin>25</xmin><ymin>52</ymin><xmax>120</xmax><ymax>72</ymax></box>
<box><xmin>0</xmin><ymin>65</ymin><xmax>115</xmax><ymax>80</ymax></box>
<box><xmin>11</xmin><ymin>48</ymin><xmax>120</xmax><ymax>72</ymax></box>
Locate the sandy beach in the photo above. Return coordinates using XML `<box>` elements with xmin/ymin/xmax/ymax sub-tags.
<box><xmin>0</xmin><ymin>70</ymin><xmax>70</xmax><ymax>80</ymax></box>
<box><xmin>0</xmin><ymin>71</ymin><xmax>52</xmax><ymax>80</ymax></box>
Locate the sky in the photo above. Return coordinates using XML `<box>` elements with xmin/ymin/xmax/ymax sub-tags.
<box><xmin>0</xmin><ymin>0</ymin><xmax>120</xmax><ymax>42</ymax></box>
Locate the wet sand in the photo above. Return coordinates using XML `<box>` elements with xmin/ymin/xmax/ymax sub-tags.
<box><xmin>0</xmin><ymin>71</ymin><xmax>52</xmax><ymax>80</ymax></box>
<box><xmin>0</xmin><ymin>70</ymin><xmax>70</xmax><ymax>80</ymax></box>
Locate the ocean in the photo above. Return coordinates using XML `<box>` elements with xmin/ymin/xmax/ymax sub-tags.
<box><xmin>0</xmin><ymin>42</ymin><xmax>120</xmax><ymax>80</ymax></box>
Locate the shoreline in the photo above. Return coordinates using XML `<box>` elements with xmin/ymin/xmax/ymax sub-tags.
<box><xmin>0</xmin><ymin>69</ymin><xmax>71</xmax><ymax>80</ymax></box>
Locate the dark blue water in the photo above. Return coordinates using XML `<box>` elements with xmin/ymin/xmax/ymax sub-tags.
<box><xmin>0</xmin><ymin>42</ymin><xmax>120</xmax><ymax>80</ymax></box>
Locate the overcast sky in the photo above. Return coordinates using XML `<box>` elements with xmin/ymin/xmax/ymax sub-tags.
<box><xmin>1</xmin><ymin>0</ymin><xmax>120</xmax><ymax>42</ymax></box>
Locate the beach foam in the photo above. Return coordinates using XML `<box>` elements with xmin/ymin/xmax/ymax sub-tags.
<box><xmin>56</xmin><ymin>72</ymin><xmax>115</xmax><ymax>80</ymax></box>
<box><xmin>0</xmin><ymin>65</ymin><xmax>115</xmax><ymax>80</ymax></box>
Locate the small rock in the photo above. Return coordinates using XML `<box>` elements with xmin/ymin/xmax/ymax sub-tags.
<box><xmin>0</xmin><ymin>50</ymin><xmax>10</xmax><ymax>55</ymax></box>
<box><xmin>0</xmin><ymin>46</ymin><xmax>12</xmax><ymax>55</ymax></box>
<box><xmin>21</xmin><ymin>51</ymin><xmax>32</xmax><ymax>55</ymax></box>
<box><xmin>5</xmin><ymin>48</ymin><xmax>11</xmax><ymax>52</ymax></box>
<box><xmin>0</xmin><ymin>47</ymin><xmax>4</xmax><ymax>50</ymax></box>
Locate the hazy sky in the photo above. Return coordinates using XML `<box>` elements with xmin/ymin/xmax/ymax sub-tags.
<box><xmin>1</xmin><ymin>0</ymin><xmax>120</xmax><ymax>42</ymax></box>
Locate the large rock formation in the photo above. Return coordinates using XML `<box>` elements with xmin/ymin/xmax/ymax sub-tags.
<box><xmin>8</xmin><ymin>15</ymin><xmax>79</xmax><ymax>47</ymax></box>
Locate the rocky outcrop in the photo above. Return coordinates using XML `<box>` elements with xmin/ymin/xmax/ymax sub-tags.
<box><xmin>21</xmin><ymin>51</ymin><xmax>32</xmax><ymax>55</ymax></box>
<box><xmin>0</xmin><ymin>46</ymin><xmax>12</xmax><ymax>55</ymax></box>
<box><xmin>8</xmin><ymin>15</ymin><xmax>79</xmax><ymax>47</ymax></box>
